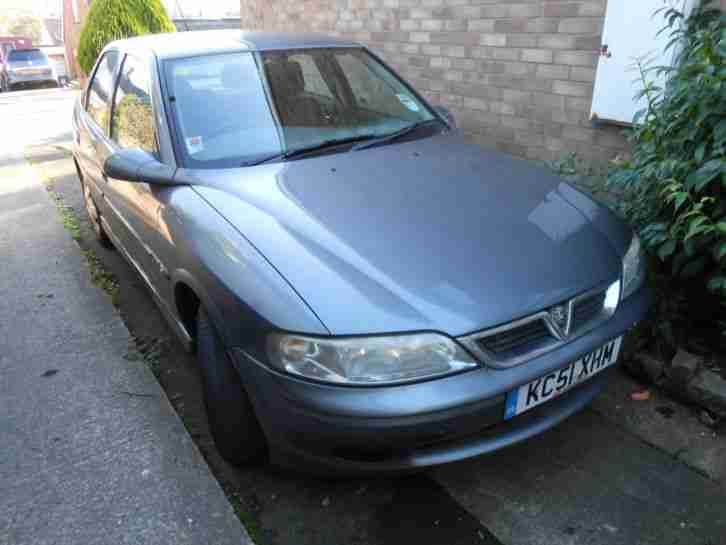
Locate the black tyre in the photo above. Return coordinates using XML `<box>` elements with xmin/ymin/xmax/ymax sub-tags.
<box><xmin>80</xmin><ymin>178</ymin><xmax>113</xmax><ymax>248</ymax></box>
<box><xmin>196</xmin><ymin>307</ymin><xmax>268</xmax><ymax>465</ymax></box>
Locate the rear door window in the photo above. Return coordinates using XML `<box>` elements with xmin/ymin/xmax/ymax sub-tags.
<box><xmin>7</xmin><ymin>49</ymin><xmax>47</xmax><ymax>63</ymax></box>
<box><xmin>111</xmin><ymin>55</ymin><xmax>157</xmax><ymax>155</ymax></box>
<box><xmin>86</xmin><ymin>51</ymin><xmax>120</xmax><ymax>133</ymax></box>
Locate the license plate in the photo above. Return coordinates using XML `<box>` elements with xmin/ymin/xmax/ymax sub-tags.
<box><xmin>504</xmin><ymin>337</ymin><xmax>622</xmax><ymax>420</ymax></box>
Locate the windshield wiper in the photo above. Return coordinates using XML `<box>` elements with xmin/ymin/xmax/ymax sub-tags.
<box><xmin>352</xmin><ymin>119</ymin><xmax>442</xmax><ymax>151</ymax></box>
<box><xmin>243</xmin><ymin>134</ymin><xmax>378</xmax><ymax>166</ymax></box>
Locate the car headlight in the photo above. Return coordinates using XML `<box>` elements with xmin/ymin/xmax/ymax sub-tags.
<box><xmin>266</xmin><ymin>332</ymin><xmax>478</xmax><ymax>385</ymax></box>
<box><xmin>622</xmin><ymin>234</ymin><xmax>646</xmax><ymax>300</ymax></box>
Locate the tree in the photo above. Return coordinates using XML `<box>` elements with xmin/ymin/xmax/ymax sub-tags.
<box><xmin>8</xmin><ymin>16</ymin><xmax>42</xmax><ymax>44</ymax></box>
<box><xmin>77</xmin><ymin>0</ymin><xmax>175</xmax><ymax>75</ymax></box>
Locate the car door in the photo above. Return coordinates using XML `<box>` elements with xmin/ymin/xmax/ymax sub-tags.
<box><xmin>103</xmin><ymin>53</ymin><xmax>173</xmax><ymax>306</ymax></box>
<box><xmin>76</xmin><ymin>50</ymin><xmax>121</xmax><ymax>208</ymax></box>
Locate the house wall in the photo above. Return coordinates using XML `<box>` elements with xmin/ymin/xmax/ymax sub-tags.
<box><xmin>238</xmin><ymin>0</ymin><xmax>636</xmax><ymax>163</ymax></box>
<box><xmin>62</xmin><ymin>0</ymin><xmax>91</xmax><ymax>79</ymax></box>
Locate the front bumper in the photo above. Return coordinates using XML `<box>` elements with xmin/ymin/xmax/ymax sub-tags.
<box><xmin>233</xmin><ymin>285</ymin><xmax>649</xmax><ymax>475</ymax></box>
<box><xmin>7</xmin><ymin>74</ymin><xmax>56</xmax><ymax>89</ymax></box>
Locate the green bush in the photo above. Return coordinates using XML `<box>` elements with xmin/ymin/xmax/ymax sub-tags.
<box><xmin>606</xmin><ymin>2</ymin><xmax>725</xmax><ymax>347</ymax></box>
<box><xmin>77</xmin><ymin>0</ymin><xmax>175</xmax><ymax>75</ymax></box>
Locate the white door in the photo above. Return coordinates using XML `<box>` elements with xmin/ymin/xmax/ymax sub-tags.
<box><xmin>590</xmin><ymin>0</ymin><xmax>697</xmax><ymax>125</ymax></box>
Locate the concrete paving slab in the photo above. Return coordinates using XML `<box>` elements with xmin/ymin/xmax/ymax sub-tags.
<box><xmin>592</xmin><ymin>371</ymin><xmax>726</xmax><ymax>484</ymax></box>
<box><xmin>0</xmin><ymin>94</ymin><xmax>252</xmax><ymax>545</ymax></box>
<box><xmin>433</xmin><ymin>408</ymin><xmax>726</xmax><ymax>545</ymax></box>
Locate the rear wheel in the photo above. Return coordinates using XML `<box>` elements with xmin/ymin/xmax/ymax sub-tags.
<box><xmin>196</xmin><ymin>307</ymin><xmax>268</xmax><ymax>465</ymax></box>
<box><xmin>81</xmin><ymin>178</ymin><xmax>113</xmax><ymax>248</ymax></box>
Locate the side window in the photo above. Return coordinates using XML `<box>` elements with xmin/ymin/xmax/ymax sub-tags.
<box><xmin>111</xmin><ymin>55</ymin><xmax>157</xmax><ymax>154</ymax></box>
<box><xmin>86</xmin><ymin>51</ymin><xmax>119</xmax><ymax>133</ymax></box>
<box><xmin>289</xmin><ymin>53</ymin><xmax>333</xmax><ymax>99</ymax></box>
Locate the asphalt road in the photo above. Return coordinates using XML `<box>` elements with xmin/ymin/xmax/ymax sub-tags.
<box><xmin>6</xmin><ymin>87</ymin><xmax>726</xmax><ymax>545</ymax></box>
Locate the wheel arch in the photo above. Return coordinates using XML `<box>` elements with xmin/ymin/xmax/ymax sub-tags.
<box><xmin>171</xmin><ymin>268</ymin><xmax>223</xmax><ymax>353</ymax></box>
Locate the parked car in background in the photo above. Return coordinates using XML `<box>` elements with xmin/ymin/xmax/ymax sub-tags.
<box><xmin>72</xmin><ymin>30</ymin><xmax>649</xmax><ymax>474</ymax></box>
<box><xmin>0</xmin><ymin>38</ymin><xmax>30</xmax><ymax>92</ymax></box>
<box><xmin>0</xmin><ymin>36</ymin><xmax>32</xmax><ymax>69</ymax></box>
<box><xmin>40</xmin><ymin>46</ymin><xmax>69</xmax><ymax>87</ymax></box>
<box><xmin>1</xmin><ymin>48</ymin><xmax>58</xmax><ymax>92</ymax></box>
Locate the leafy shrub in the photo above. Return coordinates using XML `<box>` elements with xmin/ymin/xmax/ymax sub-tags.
<box><xmin>606</xmin><ymin>2</ymin><xmax>725</xmax><ymax>347</ymax></box>
<box><xmin>77</xmin><ymin>0</ymin><xmax>175</xmax><ymax>75</ymax></box>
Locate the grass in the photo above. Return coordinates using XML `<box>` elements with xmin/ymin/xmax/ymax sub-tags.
<box><xmin>80</xmin><ymin>247</ymin><xmax>121</xmax><ymax>306</ymax></box>
<box><xmin>227</xmin><ymin>490</ymin><xmax>268</xmax><ymax>545</ymax></box>
<box><xmin>46</xmin><ymin>189</ymin><xmax>82</xmax><ymax>241</ymax></box>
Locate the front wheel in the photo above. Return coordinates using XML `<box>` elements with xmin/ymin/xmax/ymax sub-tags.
<box><xmin>196</xmin><ymin>307</ymin><xmax>268</xmax><ymax>465</ymax></box>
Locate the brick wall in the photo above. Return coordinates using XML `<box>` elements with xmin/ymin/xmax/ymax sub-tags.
<box><xmin>239</xmin><ymin>0</ymin><xmax>632</xmax><ymax>163</ymax></box>
<box><xmin>172</xmin><ymin>17</ymin><xmax>241</xmax><ymax>31</ymax></box>
<box><xmin>62</xmin><ymin>0</ymin><xmax>91</xmax><ymax>79</ymax></box>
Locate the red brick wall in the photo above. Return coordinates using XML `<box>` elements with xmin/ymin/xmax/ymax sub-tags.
<box><xmin>62</xmin><ymin>0</ymin><xmax>91</xmax><ymax>79</ymax></box>
<box><xmin>240</xmin><ymin>0</ymin><xmax>632</xmax><ymax>162</ymax></box>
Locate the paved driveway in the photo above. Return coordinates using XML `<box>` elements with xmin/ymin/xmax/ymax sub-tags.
<box><xmin>6</xmin><ymin>88</ymin><xmax>726</xmax><ymax>545</ymax></box>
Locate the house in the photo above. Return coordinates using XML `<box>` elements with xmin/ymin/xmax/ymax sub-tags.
<box><xmin>238</xmin><ymin>0</ymin><xmax>725</xmax><ymax>162</ymax></box>
<box><xmin>61</xmin><ymin>0</ymin><xmax>91</xmax><ymax>80</ymax></box>
<box><xmin>61</xmin><ymin>0</ymin><xmax>241</xmax><ymax>80</ymax></box>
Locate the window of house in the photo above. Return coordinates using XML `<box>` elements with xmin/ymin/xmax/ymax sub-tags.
<box><xmin>86</xmin><ymin>51</ymin><xmax>119</xmax><ymax>132</ymax></box>
<box><xmin>111</xmin><ymin>55</ymin><xmax>157</xmax><ymax>155</ymax></box>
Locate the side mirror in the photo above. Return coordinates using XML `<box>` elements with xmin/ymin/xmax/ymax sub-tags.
<box><xmin>103</xmin><ymin>149</ymin><xmax>178</xmax><ymax>185</ymax></box>
<box><xmin>434</xmin><ymin>105</ymin><xmax>457</xmax><ymax>129</ymax></box>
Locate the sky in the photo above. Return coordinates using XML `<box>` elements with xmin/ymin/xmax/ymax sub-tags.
<box><xmin>0</xmin><ymin>0</ymin><xmax>241</xmax><ymax>19</ymax></box>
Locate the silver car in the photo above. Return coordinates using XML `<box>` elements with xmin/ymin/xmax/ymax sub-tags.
<box><xmin>1</xmin><ymin>48</ymin><xmax>58</xmax><ymax>92</ymax></box>
<box><xmin>72</xmin><ymin>30</ymin><xmax>649</xmax><ymax>474</ymax></box>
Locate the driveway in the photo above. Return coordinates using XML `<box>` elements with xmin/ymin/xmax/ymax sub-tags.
<box><xmin>7</xmin><ymin>88</ymin><xmax>726</xmax><ymax>545</ymax></box>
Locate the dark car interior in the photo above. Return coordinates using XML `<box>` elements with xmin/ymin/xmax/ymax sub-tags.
<box><xmin>172</xmin><ymin>50</ymin><xmax>419</xmax><ymax>138</ymax></box>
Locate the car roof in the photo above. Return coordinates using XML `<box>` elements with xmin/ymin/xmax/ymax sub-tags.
<box><xmin>109</xmin><ymin>30</ymin><xmax>363</xmax><ymax>60</ymax></box>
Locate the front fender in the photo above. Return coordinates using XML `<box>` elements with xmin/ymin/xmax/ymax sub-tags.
<box><xmin>168</xmin><ymin>187</ymin><xmax>329</xmax><ymax>355</ymax></box>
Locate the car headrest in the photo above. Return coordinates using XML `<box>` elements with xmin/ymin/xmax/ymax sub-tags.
<box><xmin>265</xmin><ymin>59</ymin><xmax>305</xmax><ymax>98</ymax></box>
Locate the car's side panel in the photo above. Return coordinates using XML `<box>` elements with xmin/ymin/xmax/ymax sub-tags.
<box><xmin>102</xmin><ymin>52</ymin><xmax>179</xmax><ymax>313</ymax></box>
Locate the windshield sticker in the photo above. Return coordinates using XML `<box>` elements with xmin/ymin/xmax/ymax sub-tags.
<box><xmin>396</xmin><ymin>94</ymin><xmax>420</xmax><ymax>112</ymax></box>
<box><xmin>186</xmin><ymin>136</ymin><xmax>204</xmax><ymax>155</ymax></box>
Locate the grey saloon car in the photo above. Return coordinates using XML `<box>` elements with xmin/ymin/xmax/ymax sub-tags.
<box><xmin>72</xmin><ymin>30</ymin><xmax>649</xmax><ymax>473</ymax></box>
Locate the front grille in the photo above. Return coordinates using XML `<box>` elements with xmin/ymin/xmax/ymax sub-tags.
<box><xmin>460</xmin><ymin>282</ymin><xmax>618</xmax><ymax>368</ymax></box>
<box><xmin>477</xmin><ymin>318</ymin><xmax>551</xmax><ymax>355</ymax></box>
<box><xmin>572</xmin><ymin>290</ymin><xmax>606</xmax><ymax>327</ymax></box>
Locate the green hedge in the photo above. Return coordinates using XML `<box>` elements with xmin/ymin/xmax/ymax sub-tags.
<box><xmin>77</xmin><ymin>0</ymin><xmax>175</xmax><ymax>75</ymax></box>
<box><xmin>607</xmin><ymin>2</ymin><xmax>725</xmax><ymax>348</ymax></box>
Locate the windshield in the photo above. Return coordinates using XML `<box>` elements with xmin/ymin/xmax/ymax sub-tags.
<box><xmin>164</xmin><ymin>48</ymin><xmax>439</xmax><ymax>168</ymax></box>
<box><xmin>8</xmin><ymin>49</ymin><xmax>47</xmax><ymax>64</ymax></box>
